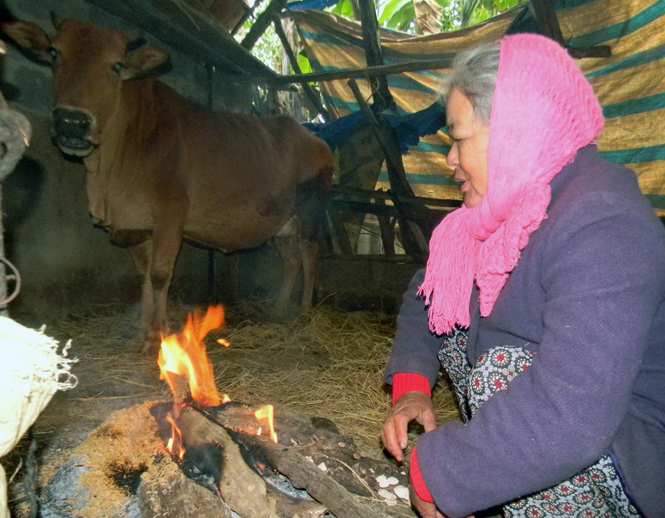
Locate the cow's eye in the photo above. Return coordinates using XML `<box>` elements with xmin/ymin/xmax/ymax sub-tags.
<box><xmin>48</xmin><ymin>47</ymin><xmax>58</xmax><ymax>59</ymax></box>
<box><xmin>112</xmin><ymin>62</ymin><xmax>125</xmax><ymax>73</ymax></box>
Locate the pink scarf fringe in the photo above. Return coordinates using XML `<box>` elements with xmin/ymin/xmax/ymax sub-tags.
<box><xmin>419</xmin><ymin>34</ymin><xmax>604</xmax><ymax>335</ymax></box>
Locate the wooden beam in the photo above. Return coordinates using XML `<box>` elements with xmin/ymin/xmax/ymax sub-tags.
<box><xmin>530</xmin><ymin>0</ymin><xmax>564</xmax><ymax>44</ymax></box>
<box><xmin>347</xmin><ymin>78</ymin><xmax>428</xmax><ymax>257</ymax></box>
<box><xmin>271</xmin><ymin>15</ymin><xmax>330</xmax><ymax>121</ymax></box>
<box><xmin>567</xmin><ymin>45</ymin><xmax>612</xmax><ymax>59</ymax></box>
<box><xmin>329</xmin><ymin>198</ymin><xmax>450</xmax><ymax>222</ymax></box>
<box><xmin>320</xmin><ymin>253</ymin><xmax>421</xmax><ymax>263</ymax></box>
<box><xmin>240</xmin><ymin>0</ymin><xmax>290</xmax><ymax>50</ymax></box>
<box><xmin>85</xmin><ymin>0</ymin><xmax>275</xmax><ymax>76</ymax></box>
<box><xmin>232</xmin><ymin>0</ymin><xmax>262</xmax><ymax>35</ymax></box>
<box><xmin>331</xmin><ymin>184</ymin><xmax>462</xmax><ymax>209</ymax></box>
<box><xmin>357</xmin><ymin>0</ymin><xmax>392</xmax><ymax>109</ymax></box>
<box><xmin>347</xmin><ymin>79</ymin><xmax>412</xmax><ymax>198</ymax></box>
<box><xmin>254</xmin><ymin>58</ymin><xmax>453</xmax><ymax>86</ymax></box>
<box><xmin>529</xmin><ymin>0</ymin><xmax>611</xmax><ymax>59</ymax></box>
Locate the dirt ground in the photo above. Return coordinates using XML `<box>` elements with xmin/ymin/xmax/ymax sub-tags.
<box><xmin>1</xmin><ymin>300</ymin><xmax>460</xmax><ymax>518</ymax></box>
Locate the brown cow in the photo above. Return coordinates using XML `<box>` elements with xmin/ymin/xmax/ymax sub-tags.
<box><xmin>4</xmin><ymin>18</ymin><xmax>334</xmax><ymax>354</ymax></box>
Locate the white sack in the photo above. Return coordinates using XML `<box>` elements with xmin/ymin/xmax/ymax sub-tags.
<box><xmin>0</xmin><ymin>317</ymin><xmax>77</xmax><ymax>518</ymax></box>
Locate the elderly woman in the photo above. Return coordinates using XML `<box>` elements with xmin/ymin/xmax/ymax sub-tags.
<box><xmin>382</xmin><ymin>33</ymin><xmax>665</xmax><ymax>518</ymax></box>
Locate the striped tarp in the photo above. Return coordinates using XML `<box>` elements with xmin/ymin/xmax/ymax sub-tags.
<box><xmin>293</xmin><ymin>0</ymin><xmax>665</xmax><ymax>213</ymax></box>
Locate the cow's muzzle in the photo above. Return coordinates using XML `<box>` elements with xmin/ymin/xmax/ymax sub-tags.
<box><xmin>52</xmin><ymin>107</ymin><xmax>97</xmax><ymax>157</ymax></box>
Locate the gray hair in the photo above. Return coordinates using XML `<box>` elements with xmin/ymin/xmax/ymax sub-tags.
<box><xmin>442</xmin><ymin>42</ymin><xmax>501</xmax><ymax>125</ymax></box>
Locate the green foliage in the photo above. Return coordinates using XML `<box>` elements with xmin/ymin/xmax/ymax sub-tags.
<box><xmin>237</xmin><ymin>0</ymin><xmax>525</xmax><ymax>73</ymax></box>
<box><xmin>297</xmin><ymin>50</ymin><xmax>314</xmax><ymax>74</ymax></box>
<box><xmin>378</xmin><ymin>0</ymin><xmax>416</xmax><ymax>32</ymax></box>
<box><xmin>330</xmin><ymin>0</ymin><xmax>357</xmax><ymax>19</ymax></box>
<box><xmin>374</xmin><ymin>0</ymin><xmax>526</xmax><ymax>33</ymax></box>
<box><xmin>234</xmin><ymin>0</ymin><xmax>283</xmax><ymax>72</ymax></box>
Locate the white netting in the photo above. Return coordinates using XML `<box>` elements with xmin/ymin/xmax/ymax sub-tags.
<box><xmin>0</xmin><ymin>317</ymin><xmax>77</xmax><ymax>518</ymax></box>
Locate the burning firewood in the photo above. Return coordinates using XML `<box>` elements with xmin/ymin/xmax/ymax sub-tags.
<box><xmin>158</xmin><ymin>404</ymin><xmax>396</xmax><ymax>518</ymax></box>
<box><xmin>153</xmin><ymin>307</ymin><xmax>410</xmax><ymax>518</ymax></box>
<box><xmin>176</xmin><ymin>406</ymin><xmax>278</xmax><ymax>518</ymax></box>
<box><xmin>137</xmin><ymin>457</ymin><xmax>233</xmax><ymax>518</ymax></box>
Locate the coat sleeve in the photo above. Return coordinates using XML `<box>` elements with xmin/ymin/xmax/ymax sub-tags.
<box><xmin>416</xmin><ymin>192</ymin><xmax>665</xmax><ymax>518</ymax></box>
<box><xmin>385</xmin><ymin>268</ymin><xmax>443</xmax><ymax>389</ymax></box>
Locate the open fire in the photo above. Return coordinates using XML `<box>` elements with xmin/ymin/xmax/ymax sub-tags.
<box><xmin>157</xmin><ymin>306</ymin><xmax>277</xmax><ymax>461</ymax></box>
<box><xmin>130</xmin><ymin>306</ymin><xmax>406</xmax><ymax>518</ymax></box>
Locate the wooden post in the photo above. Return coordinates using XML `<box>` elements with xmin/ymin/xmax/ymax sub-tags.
<box><xmin>357</xmin><ymin>0</ymin><xmax>392</xmax><ymax>108</ymax></box>
<box><xmin>241</xmin><ymin>0</ymin><xmax>290</xmax><ymax>50</ymax></box>
<box><xmin>530</xmin><ymin>0</ymin><xmax>611</xmax><ymax>58</ymax></box>
<box><xmin>0</xmin><ymin>96</ymin><xmax>30</xmax><ymax>315</ymax></box>
<box><xmin>328</xmin><ymin>207</ymin><xmax>355</xmax><ymax>255</ymax></box>
<box><xmin>206</xmin><ymin>64</ymin><xmax>218</xmax><ymax>304</ymax></box>
<box><xmin>530</xmin><ymin>0</ymin><xmax>565</xmax><ymax>44</ymax></box>
<box><xmin>375</xmin><ymin>196</ymin><xmax>396</xmax><ymax>255</ymax></box>
<box><xmin>271</xmin><ymin>14</ymin><xmax>330</xmax><ymax>121</ymax></box>
<box><xmin>347</xmin><ymin>79</ymin><xmax>427</xmax><ymax>257</ymax></box>
<box><xmin>346</xmin><ymin>0</ymin><xmax>425</xmax><ymax>260</ymax></box>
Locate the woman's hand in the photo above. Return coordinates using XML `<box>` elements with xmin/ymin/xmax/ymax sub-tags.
<box><xmin>410</xmin><ymin>482</ymin><xmax>475</xmax><ymax>518</ymax></box>
<box><xmin>381</xmin><ymin>391</ymin><xmax>437</xmax><ymax>462</ymax></box>
<box><xmin>410</xmin><ymin>483</ymin><xmax>448</xmax><ymax>518</ymax></box>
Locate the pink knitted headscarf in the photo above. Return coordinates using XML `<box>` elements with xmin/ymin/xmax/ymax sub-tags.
<box><xmin>419</xmin><ymin>33</ymin><xmax>604</xmax><ymax>335</ymax></box>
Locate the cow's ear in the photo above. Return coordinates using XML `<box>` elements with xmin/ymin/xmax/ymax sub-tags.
<box><xmin>122</xmin><ymin>46</ymin><xmax>170</xmax><ymax>80</ymax></box>
<box><xmin>2</xmin><ymin>21</ymin><xmax>54</xmax><ymax>65</ymax></box>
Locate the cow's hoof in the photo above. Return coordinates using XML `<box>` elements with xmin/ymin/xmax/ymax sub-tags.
<box><xmin>140</xmin><ymin>336</ymin><xmax>161</xmax><ymax>356</ymax></box>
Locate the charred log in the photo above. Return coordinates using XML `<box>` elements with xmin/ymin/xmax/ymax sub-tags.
<box><xmin>137</xmin><ymin>456</ymin><xmax>233</xmax><ymax>518</ymax></box>
<box><xmin>156</xmin><ymin>403</ymin><xmax>410</xmax><ymax>518</ymax></box>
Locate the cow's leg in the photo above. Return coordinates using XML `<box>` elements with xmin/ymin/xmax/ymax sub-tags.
<box><xmin>143</xmin><ymin>228</ymin><xmax>183</xmax><ymax>354</ymax></box>
<box><xmin>294</xmin><ymin>168</ymin><xmax>332</xmax><ymax>311</ymax></box>
<box><xmin>128</xmin><ymin>240</ymin><xmax>155</xmax><ymax>350</ymax></box>
<box><xmin>299</xmin><ymin>238</ymin><xmax>318</xmax><ymax>312</ymax></box>
<box><xmin>273</xmin><ymin>233</ymin><xmax>301</xmax><ymax>317</ymax></box>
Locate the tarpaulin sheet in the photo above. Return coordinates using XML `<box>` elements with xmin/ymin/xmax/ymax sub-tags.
<box><xmin>293</xmin><ymin>0</ymin><xmax>665</xmax><ymax>211</ymax></box>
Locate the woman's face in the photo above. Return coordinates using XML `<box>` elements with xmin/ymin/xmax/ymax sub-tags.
<box><xmin>445</xmin><ymin>88</ymin><xmax>490</xmax><ymax>209</ymax></box>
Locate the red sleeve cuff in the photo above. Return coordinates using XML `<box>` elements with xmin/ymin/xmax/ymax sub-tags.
<box><xmin>410</xmin><ymin>447</ymin><xmax>434</xmax><ymax>503</ymax></box>
<box><xmin>392</xmin><ymin>373</ymin><xmax>432</xmax><ymax>404</ymax></box>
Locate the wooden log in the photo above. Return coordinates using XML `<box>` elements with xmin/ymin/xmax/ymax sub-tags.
<box><xmin>567</xmin><ymin>45</ymin><xmax>611</xmax><ymax>59</ymax></box>
<box><xmin>530</xmin><ymin>0</ymin><xmax>565</xmax><ymax>45</ymax></box>
<box><xmin>176</xmin><ymin>407</ymin><xmax>279</xmax><ymax>518</ymax></box>
<box><xmin>137</xmin><ymin>457</ymin><xmax>233</xmax><ymax>518</ymax></box>
<box><xmin>329</xmin><ymin>198</ymin><xmax>450</xmax><ymax>224</ymax></box>
<box><xmin>266</xmin><ymin>486</ymin><xmax>327</xmax><ymax>518</ymax></box>
<box><xmin>241</xmin><ymin>434</ymin><xmax>394</xmax><ymax>518</ymax></box>
<box><xmin>202</xmin><ymin>404</ymin><xmax>412</xmax><ymax>517</ymax></box>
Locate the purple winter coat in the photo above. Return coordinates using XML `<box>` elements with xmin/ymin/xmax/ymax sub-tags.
<box><xmin>385</xmin><ymin>145</ymin><xmax>665</xmax><ymax>518</ymax></box>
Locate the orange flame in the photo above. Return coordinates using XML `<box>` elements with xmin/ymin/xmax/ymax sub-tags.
<box><xmin>158</xmin><ymin>306</ymin><xmax>225</xmax><ymax>408</ymax></box>
<box><xmin>158</xmin><ymin>306</ymin><xmax>278</xmax><ymax>456</ymax></box>
<box><xmin>254</xmin><ymin>405</ymin><xmax>278</xmax><ymax>443</ymax></box>
<box><xmin>166</xmin><ymin>412</ymin><xmax>185</xmax><ymax>460</ymax></box>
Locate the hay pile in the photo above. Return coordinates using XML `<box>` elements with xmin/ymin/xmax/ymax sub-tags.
<box><xmin>208</xmin><ymin>306</ymin><xmax>461</xmax><ymax>457</ymax></box>
<box><xmin>5</xmin><ymin>303</ymin><xmax>462</xmax><ymax>517</ymax></box>
<box><xmin>34</xmin><ymin>302</ymin><xmax>461</xmax><ymax>459</ymax></box>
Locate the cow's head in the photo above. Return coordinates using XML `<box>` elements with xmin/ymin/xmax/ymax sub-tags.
<box><xmin>3</xmin><ymin>17</ymin><xmax>169</xmax><ymax>157</ymax></box>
